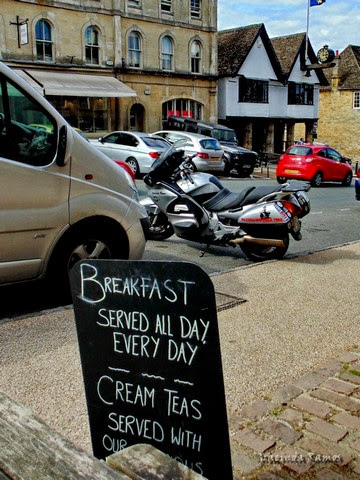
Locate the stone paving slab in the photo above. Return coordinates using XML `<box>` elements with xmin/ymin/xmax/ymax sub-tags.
<box><xmin>230</xmin><ymin>347</ymin><xmax>360</xmax><ymax>479</ymax></box>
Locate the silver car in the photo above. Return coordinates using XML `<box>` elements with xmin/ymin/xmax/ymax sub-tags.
<box><xmin>90</xmin><ymin>131</ymin><xmax>170</xmax><ymax>177</ymax></box>
<box><xmin>153</xmin><ymin>130</ymin><xmax>225</xmax><ymax>173</ymax></box>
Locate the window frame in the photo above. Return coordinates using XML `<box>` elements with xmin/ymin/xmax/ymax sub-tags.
<box><xmin>238</xmin><ymin>77</ymin><xmax>269</xmax><ymax>104</ymax></box>
<box><xmin>161</xmin><ymin>36</ymin><xmax>174</xmax><ymax>71</ymax></box>
<box><xmin>162</xmin><ymin>99</ymin><xmax>203</xmax><ymax>121</ymax></box>
<box><xmin>85</xmin><ymin>25</ymin><xmax>100</xmax><ymax>65</ymax></box>
<box><xmin>35</xmin><ymin>19</ymin><xmax>53</xmax><ymax>63</ymax></box>
<box><xmin>288</xmin><ymin>82</ymin><xmax>314</xmax><ymax>106</ymax></box>
<box><xmin>190</xmin><ymin>40</ymin><xmax>202</xmax><ymax>74</ymax></box>
<box><xmin>353</xmin><ymin>91</ymin><xmax>360</xmax><ymax>109</ymax></box>
<box><xmin>190</xmin><ymin>0</ymin><xmax>201</xmax><ymax>19</ymax></box>
<box><xmin>160</xmin><ymin>0</ymin><xmax>172</xmax><ymax>13</ymax></box>
<box><xmin>128</xmin><ymin>31</ymin><xmax>142</xmax><ymax>68</ymax></box>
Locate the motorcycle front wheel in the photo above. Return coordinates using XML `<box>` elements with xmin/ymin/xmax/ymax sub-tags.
<box><xmin>240</xmin><ymin>235</ymin><xmax>289</xmax><ymax>262</ymax></box>
<box><xmin>146</xmin><ymin>211</ymin><xmax>174</xmax><ymax>241</ymax></box>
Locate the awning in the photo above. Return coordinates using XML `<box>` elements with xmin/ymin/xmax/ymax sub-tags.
<box><xmin>14</xmin><ymin>69</ymin><xmax>137</xmax><ymax>98</ymax></box>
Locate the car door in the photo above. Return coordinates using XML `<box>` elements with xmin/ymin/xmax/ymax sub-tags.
<box><xmin>0</xmin><ymin>73</ymin><xmax>70</xmax><ymax>283</ymax></box>
<box><xmin>94</xmin><ymin>132</ymin><xmax>122</xmax><ymax>159</ymax></box>
<box><xmin>326</xmin><ymin>148</ymin><xmax>347</xmax><ymax>180</ymax></box>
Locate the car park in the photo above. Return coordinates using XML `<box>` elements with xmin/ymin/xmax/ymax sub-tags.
<box><xmin>153</xmin><ymin>130</ymin><xmax>224</xmax><ymax>173</ymax></box>
<box><xmin>164</xmin><ymin>115</ymin><xmax>259</xmax><ymax>176</ymax></box>
<box><xmin>0</xmin><ymin>61</ymin><xmax>147</xmax><ymax>288</ymax></box>
<box><xmin>276</xmin><ymin>143</ymin><xmax>353</xmax><ymax>187</ymax></box>
<box><xmin>90</xmin><ymin>131</ymin><xmax>170</xmax><ymax>178</ymax></box>
<box><xmin>355</xmin><ymin>170</ymin><xmax>360</xmax><ymax>200</ymax></box>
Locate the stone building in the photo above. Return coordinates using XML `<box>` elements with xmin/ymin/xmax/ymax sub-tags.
<box><xmin>217</xmin><ymin>25</ymin><xmax>327</xmax><ymax>154</ymax></box>
<box><xmin>316</xmin><ymin>45</ymin><xmax>360</xmax><ymax>161</ymax></box>
<box><xmin>0</xmin><ymin>0</ymin><xmax>217</xmax><ymax>136</ymax></box>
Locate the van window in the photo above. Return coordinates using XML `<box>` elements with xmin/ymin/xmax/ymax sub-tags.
<box><xmin>212</xmin><ymin>128</ymin><xmax>236</xmax><ymax>143</ymax></box>
<box><xmin>0</xmin><ymin>76</ymin><xmax>57</xmax><ymax>166</ymax></box>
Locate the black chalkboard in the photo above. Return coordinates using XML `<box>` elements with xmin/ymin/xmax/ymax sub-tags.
<box><xmin>70</xmin><ymin>260</ymin><xmax>233</xmax><ymax>480</ymax></box>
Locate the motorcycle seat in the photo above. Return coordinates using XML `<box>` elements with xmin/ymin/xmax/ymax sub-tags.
<box><xmin>202</xmin><ymin>187</ymin><xmax>255</xmax><ymax>212</ymax></box>
<box><xmin>239</xmin><ymin>186</ymin><xmax>282</xmax><ymax>206</ymax></box>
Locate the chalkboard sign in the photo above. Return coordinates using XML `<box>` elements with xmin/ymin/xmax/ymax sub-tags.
<box><xmin>70</xmin><ymin>260</ymin><xmax>233</xmax><ymax>480</ymax></box>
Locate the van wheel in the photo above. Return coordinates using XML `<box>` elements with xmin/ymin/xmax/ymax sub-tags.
<box><xmin>277</xmin><ymin>176</ymin><xmax>286</xmax><ymax>184</ymax></box>
<box><xmin>49</xmin><ymin>227</ymin><xmax>120</xmax><ymax>299</ymax></box>
<box><xmin>311</xmin><ymin>172</ymin><xmax>323</xmax><ymax>187</ymax></box>
<box><xmin>126</xmin><ymin>157</ymin><xmax>140</xmax><ymax>178</ymax></box>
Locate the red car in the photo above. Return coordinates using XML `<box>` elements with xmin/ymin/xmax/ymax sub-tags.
<box><xmin>276</xmin><ymin>144</ymin><xmax>353</xmax><ymax>187</ymax></box>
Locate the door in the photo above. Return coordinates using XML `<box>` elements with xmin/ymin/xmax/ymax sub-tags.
<box><xmin>325</xmin><ymin>148</ymin><xmax>348</xmax><ymax>180</ymax></box>
<box><xmin>0</xmin><ymin>73</ymin><xmax>70</xmax><ymax>283</ymax></box>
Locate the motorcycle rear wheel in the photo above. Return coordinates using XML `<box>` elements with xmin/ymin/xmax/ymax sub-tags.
<box><xmin>240</xmin><ymin>235</ymin><xmax>289</xmax><ymax>262</ymax></box>
<box><xmin>146</xmin><ymin>211</ymin><xmax>174</xmax><ymax>240</ymax></box>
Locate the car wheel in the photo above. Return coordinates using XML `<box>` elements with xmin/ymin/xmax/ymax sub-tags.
<box><xmin>311</xmin><ymin>171</ymin><xmax>323</xmax><ymax>187</ymax></box>
<box><xmin>126</xmin><ymin>157</ymin><xmax>140</xmax><ymax>178</ymax></box>
<box><xmin>342</xmin><ymin>172</ymin><xmax>352</xmax><ymax>186</ymax></box>
<box><xmin>183</xmin><ymin>160</ymin><xmax>197</xmax><ymax>173</ymax></box>
<box><xmin>277</xmin><ymin>176</ymin><xmax>287</xmax><ymax>184</ymax></box>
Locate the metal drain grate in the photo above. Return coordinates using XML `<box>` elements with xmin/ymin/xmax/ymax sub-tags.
<box><xmin>215</xmin><ymin>291</ymin><xmax>247</xmax><ymax>312</ymax></box>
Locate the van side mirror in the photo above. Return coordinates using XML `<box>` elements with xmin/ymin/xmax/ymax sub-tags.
<box><xmin>56</xmin><ymin>125</ymin><xmax>67</xmax><ymax>166</ymax></box>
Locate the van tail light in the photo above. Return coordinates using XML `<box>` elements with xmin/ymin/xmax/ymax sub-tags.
<box><xmin>197</xmin><ymin>152</ymin><xmax>209</xmax><ymax>159</ymax></box>
<box><xmin>149</xmin><ymin>151</ymin><xmax>160</xmax><ymax>159</ymax></box>
<box><xmin>282</xmin><ymin>201</ymin><xmax>302</xmax><ymax>216</ymax></box>
<box><xmin>357</xmin><ymin>170</ymin><xmax>360</xmax><ymax>178</ymax></box>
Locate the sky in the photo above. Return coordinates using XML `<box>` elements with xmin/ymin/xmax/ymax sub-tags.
<box><xmin>218</xmin><ymin>0</ymin><xmax>360</xmax><ymax>55</ymax></box>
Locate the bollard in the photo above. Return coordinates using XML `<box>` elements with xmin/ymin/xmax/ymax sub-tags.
<box><xmin>355</xmin><ymin>161</ymin><xmax>358</xmax><ymax>174</ymax></box>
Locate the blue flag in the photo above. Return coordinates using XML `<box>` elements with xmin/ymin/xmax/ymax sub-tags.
<box><xmin>310</xmin><ymin>0</ymin><xmax>325</xmax><ymax>6</ymax></box>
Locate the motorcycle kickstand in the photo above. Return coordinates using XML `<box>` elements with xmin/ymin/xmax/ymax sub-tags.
<box><xmin>199</xmin><ymin>244</ymin><xmax>210</xmax><ymax>257</ymax></box>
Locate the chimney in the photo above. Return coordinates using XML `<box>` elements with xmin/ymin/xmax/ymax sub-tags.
<box><xmin>331</xmin><ymin>53</ymin><xmax>341</xmax><ymax>90</ymax></box>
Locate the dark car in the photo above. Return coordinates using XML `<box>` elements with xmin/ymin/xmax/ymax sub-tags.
<box><xmin>165</xmin><ymin>116</ymin><xmax>259</xmax><ymax>177</ymax></box>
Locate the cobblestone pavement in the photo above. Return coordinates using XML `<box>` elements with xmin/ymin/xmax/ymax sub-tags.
<box><xmin>229</xmin><ymin>348</ymin><xmax>360</xmax><ymax>479</ymax></box>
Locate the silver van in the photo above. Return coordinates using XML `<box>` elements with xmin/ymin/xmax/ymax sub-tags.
<box><xmin>0</xmin><ymin>62</ymin><xmax>148</xmax><ymax>286</ymax></box>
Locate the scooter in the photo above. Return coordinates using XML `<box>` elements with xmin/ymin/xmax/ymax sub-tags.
<box><xmin>141</xmin><ymin>147</ymin><xmax>311</xmax><ymax>261</ymax></box>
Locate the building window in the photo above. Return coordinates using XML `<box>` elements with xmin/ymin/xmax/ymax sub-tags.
<box><xmin>190</xmin><ymin>0</ymin><xmax>201</xmax><ymax>18</ymax></box>
<box><xmin>288</xmin><ymin>82</ymin><xmax>314</xmax><ymax>105</ymax></box>
<box><xmin>128</xmin><ymin>31</ymin><xmax>141</xmax><ymax>68</ymax></box>
<box><xmin>190</xmin><ymin>41</ymin><xmax>202</xmax><ymax>73</ymax></box>
<box><xmin>35</xmin><ymin>19</ymin><xmax>53</xmax><ymax>62</ymax></box>
<box><xmin>161</xmin><ymin>36</ymin><xmax>173</xmax><ymax>71</ymax></box>
<box><xmin>48</xmin><ymin>96</ymin><xmax>108</xmax><ymax>133</ymax></box>
<box><xmin>85</xmin><ymin>26</ymin><xmax>100</xmax><ymax>65</ymax></box>
<box><xmin>162</xmin><ymin>99</ymin><xmax>203</xmax><ymax>121</ymax></box>
<box><xmin>353</xmin><ymin>91</ymin><xmax>360</xmax><ymax>109</ymax></box>
<box><xmin>161</xmin><ymin>0</ymin><xmax>172</xmax><ymax>13</ymax></box>
<box><xmin>128</xmin><ymin>0</ymin><xmax>141</xmax><ymax>7</ymax></box>
<box><xmin>239</xmin><ymin>77</ymin><xmax>268</xmax><ymax>103</ymax></box>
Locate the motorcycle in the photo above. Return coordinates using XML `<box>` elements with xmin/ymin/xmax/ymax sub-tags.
<box><xmin>141</xmin><ymin>147</ymin><xmax>311</xmax><ymax>261</ymax></box>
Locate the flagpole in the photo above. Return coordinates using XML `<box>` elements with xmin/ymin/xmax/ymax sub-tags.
<box><xmin>305</xmin><ymin>0</ymin><xmax>310</xmax><ymax>64</ymax></box>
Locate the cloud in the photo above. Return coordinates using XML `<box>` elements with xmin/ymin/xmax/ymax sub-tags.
<box><xmin>218</xmin><ymin>0</ymin><xmax>360</xmax><ymax>53</ymax></box>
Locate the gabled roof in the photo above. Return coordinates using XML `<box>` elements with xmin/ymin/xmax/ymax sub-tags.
<box><xmin>218</xmin><ymin>24</ymin><xmax>283</xmax><ymax>81</ymax></box>
<box><xmin>336</xmin><ymin>45</ymin><xmax>360</xmax><ymax>89</ymax></box>
<box><xmin>271</xmin><ymin>32</ymin><xmax>328</xmax><ymax>85</ymax></box>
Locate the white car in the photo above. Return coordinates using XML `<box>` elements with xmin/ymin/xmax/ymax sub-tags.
<box><xmin>153</xmin><ymin>130</ymin><xmax>225</xmax><ymax>173</ymax></box>
<box><xmin>90</xmin><ymin>131</ymin><xmax>170</xmax><ymax>177</ymax></box>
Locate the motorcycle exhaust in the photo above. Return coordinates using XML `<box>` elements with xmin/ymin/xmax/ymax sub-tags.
<box><xmin>230</xmin><ymin>236</ymin><xmax>286</xmax><ymax>248</ymax></box>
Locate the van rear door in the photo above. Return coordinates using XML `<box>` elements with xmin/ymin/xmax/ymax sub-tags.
<box><xmin>0</xmin><ymin>72</ymin><xmax>70</xmax><ymax>283</ymax></box>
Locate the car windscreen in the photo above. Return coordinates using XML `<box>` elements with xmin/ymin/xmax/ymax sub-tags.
<box><xmin>199</xmin><ymin>138</ymin><xmax>222</xmax><ymax>150</ymax></box>
<box><xmin>142</xmin><ymin>137</ymin><xmax>170</xmax><ymax>148</ymax></box>
<box><xmin>212</xmin><ymin>128</ymin><xmax>236</xmax><ymax>142</ymax></box>
<box><xmin>287</xmin><ymin>146</ymin><xmax>313</xmax><ymax>156</ymax></box>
